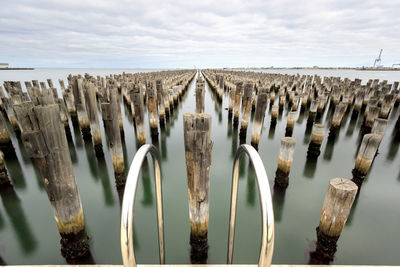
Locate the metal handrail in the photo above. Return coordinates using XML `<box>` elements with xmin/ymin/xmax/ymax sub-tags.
<box><xmin>228</xmin><ymin>144</ymin><xmax>275</xmax><ymax>267</ymax></box>
<box><xmin>121</xmin><ymin>144</ymin><xmax>164</xmax><ymax>267</ymax></box>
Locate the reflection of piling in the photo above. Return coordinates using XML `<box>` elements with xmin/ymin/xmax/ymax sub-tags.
<box><xmin>233</xmin><ymin>82</ymin><xmax>243</xmax><ymax>125</ymax></box>
<box><xmin>183</xmin><ymin>113</ymin><xmax>212</xmax><ymax>252</ymax></box>
<box><xmin>130</xmin><ymin>85</ymin><xmax>146</xmax><ymax>145</ymax></box>
<box><xmin>251</xmin><ymin>88</ymin><xmax>268</xmax><ymax>147</ymax></box>
<box><xmin>285</xmin><ymin>111</ymin><xmax>297</xmax><ymax>137</ymax></box>
<box><xmin>274</xmin><ymin>137</ymin><xmax>296</xmax><ymax>188</ymax></box>
<box><xmin>14</xmin><ymin>103</ymin><xmax>89</xmax><ymax>260</ymax></box>
<box><xmin>316</xmin><ymin>178</ymin><xmax>357</xmax><ymax>260</ymax></box>
<box><xmin>240</xmin><ymin>82</ymin><xmax>254</xmax><ymax>137</ymax></box>
<box><xmin>307</xmin><ymin>124</ymin><xmax>326</xmax><ymax>158</ymax></box>
<box><xmin>352</xmin><ymin>134</ymin><xmax>380</xmax><ymax>186</ymax></box>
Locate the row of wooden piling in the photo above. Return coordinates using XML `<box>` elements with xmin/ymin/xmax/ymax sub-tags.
<box><xmin>202</xmin><ymin>69</ymin><xmax>399</xmax><ymax>263</ymax></box>
<box><xmin>0</xmin><ymin>69</ymin><xmax>196</xmax><ymax>261</ymax></box>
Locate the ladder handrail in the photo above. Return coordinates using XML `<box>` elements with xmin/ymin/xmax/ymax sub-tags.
<box><xmin>228</xmin><ymin>144</ymin><xmax>275</xmax><ymax>267</ymax></box>
<box><xmin>121</xmin><ymin>144</ymin><xmax>164</xmax><ymax>267</ymax></box>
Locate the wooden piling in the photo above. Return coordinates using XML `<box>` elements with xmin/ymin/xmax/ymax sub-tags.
<box><xmin>317</xmin><ymin>178</ymin><xmax>357</xmax><ymax>258</ymax></box>
<box><xmin>147</xmin><ymin>83</ymin><xmax>159</xmax><ymax>136</ymax></box>
<box><xmin>84</xmin><ymin>83</ymin><xmax>103</xmax><ymax>157</ymax></box>
<box><xmin>352</xmin><ymin>133</ymin><xmax>381</xmax><ymax>186</ymax></box>
<box><xmin>195</xmin><ymin>80</ymin><xmax>205</xmax><ymax>114</ymax></box>
<box><xmin>0</xmin><ymin>151</ymin><xmax>11</xmax><ymax>188</ymax></box>
<box><xmin>250</xmin><ymin>88</ymin><xmax>268</xmax><ymax>147</ymax></box>
<box><xmin>274</xmin><ymin>137</ymin><xmax>296</xmax><ymax>188</ymax></box>
<box><xmin>130</xmin><ymin>85</ymin><xmax>146</xmax><ymax>145</ymax></box>
<box><xmin>307</xmin><ymin>124</ymin><xmax>326</xmax><ymax>158</ymax></box>
<box><xmin>71</xmin><ymin>78</ymin><xmax>91</xmax><ymax>140</ymax></box>
<box><xmin>285</xmin><ymin>111</ymin><xmax>297</xmax><ymax>137</ymax></box>
<box><xmin>183</xmin><ymin>113</ymin><xmax>213</xmax><ymax>246</ymax></box>
<box><xmin>329</xmin><ymin>102</ymin><xmax>347</xmax><ymax>136</ymax></box>
<box><xmin>371</xmin><ymin>118</ymin><xmax>388</xmax><ymax>143</ymax></box>
<box><xmin>233</xmin><ymin>82</ymin><xmax>243</xmax><ymax>125</ymax></box>
<box><xmin>363</xmin><ymin>105</ymin><xmax>379</xmax><ymax>132</ymax></box>
<box><xmin>307</xmin><ymin>99</ymin><xmax>319</xmax><ymax>124</ymax></box>
<box><xmin>240</xmin><ymin>82</ymin><xmax>254</xmax><ymax>136</ymax></box>
<box><xmin>228</xmin><ymin>83</ymin><xmax>236</xmax><ymax>117</ymax></box>
<box><xmin>271</xmin><ymin>105</ymin><xmax>279</xmax><ymax>125</ymax></box>
<box><xmin>0</xmin><ymin>114</ymin><xmax>12</xmax><ymax>150</ymax></box>
<box><xmin>14</xmin><ymin>103</ymin><xmax>89</xmax><ymax>260</ymax></box>
<box><xmin>101</xmin><ymin>89</ymin><xmax>125</xmax><ymax>186</ymax></box>
<box><xmin>156</xmin><ymin>79</ymin><xmax>166</xmax><ymax>123</ymax></box>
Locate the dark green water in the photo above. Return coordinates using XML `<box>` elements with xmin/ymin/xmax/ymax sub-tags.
<box><xmin>0</xmin><ymin>69</ymin><xmax>399</xmax><ymax>265</ymax></box>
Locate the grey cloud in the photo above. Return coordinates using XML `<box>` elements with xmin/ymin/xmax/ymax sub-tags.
<box><xmin>0</xmin><ymin>0</ymin><xmax>399</xmax><ymax>68</ymax></box>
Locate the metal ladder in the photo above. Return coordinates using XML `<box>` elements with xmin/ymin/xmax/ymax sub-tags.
<box><xmin>120</xmin><ymin>144</ymin><xmax>274</xmax><ymax>267</ymax></box>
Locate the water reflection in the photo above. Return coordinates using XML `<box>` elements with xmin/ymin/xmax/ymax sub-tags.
<box><xmin>323</xmin><ymin>132</ymin><xmax>338</xmax><ymax>161</ymax></box>
<box><xmin>140</xmin><ymin>158</ymin><xmax>153</xmax><ymax>206</ymax></box>
<box><xmin>272</xmin><ymin>185</ymin><xmax>286</xmax><ymax>222</ymax></box>
<box><xmin>160</xmin><ymin>125</ymin><xmax>168</xmax><ymax>160</ymax></box>
<box><xmin>231</xmin><ymin>124</ymin><xmax>238</xmax><ymax>159</ymax></box>
<box><xmin>247</xmin><ymin>162</ymin><xmax>255</xmax><ymax>207</ymax></box>
<box><xmin>97</xmin><ymin>157</ymin><xmax>114</xmax><ymax>206</ymax></box>
<box><xmin>303</xmin><ymin>122</ymin><xmax>312</xmax><ymax>145</ymax></box>
<box><xmin>83</xmin><ymin>139</ymin><xmax>98</xmax><ymax>178</ymax></box>
<box><xmin>0</xmin><ymin>187</ymin><xmax>37</xmax><ymax>254</ymax></box>
<box><xmin>3</xmin><ymin>150</ymin><xmax>26</xmax><ymax>189</ymax></box>
<box><xmin>345</xmin><ymin>112</ymin><xmax>358</xmax><ymax>137</ymax></box>
<box><xmin>268</xmin><ymin>122</ymin><xmax>276</xmax><ymax>139</ymax></box>
<box><xmin>72</xmin><ymin>120</ymin><xmax>83</xmax><ymax>148</ymax></box>
<box><xmin>303</xmin><ymin>157</ymin><xmax>317</xmax><ymax>179</ymax></box>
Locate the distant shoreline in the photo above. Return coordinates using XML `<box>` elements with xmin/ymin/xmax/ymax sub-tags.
<box><xmin>0</xmin><ymin>68</ymin><xmax>34</xmax><ymax>70</ymax></box>
<box><xmin>226</xmin><ymin>67</ymin><xmax>400</xmax><ymax>71</ymax></box>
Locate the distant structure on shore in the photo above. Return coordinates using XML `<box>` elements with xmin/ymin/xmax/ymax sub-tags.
<box><xmin>0</xmin><ymin>63</ymin><xmax>9</xmax><ymax>69</ymax></box>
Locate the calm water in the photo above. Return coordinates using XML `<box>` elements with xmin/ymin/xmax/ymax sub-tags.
<box><xmin>0</xmin><ymin>68</ymin><xmax>399</xmax><ymax>265</ymax></box>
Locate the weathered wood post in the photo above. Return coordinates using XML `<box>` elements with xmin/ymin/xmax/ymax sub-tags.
<box><xmin>0</xmin><ymin>114</ymin><xmax>13</xmax><ymax>152</ymax></box>
<box><xmin>316</xmin><ymin>178</ymin><xmax>357</xmax><ymax>260</ymax></box>
<box><xmin>228</xmin><ymin>83</ymin><xmax>236</xmax><ymax>117</ymax></box>
<box><xmin>307</xmin><ymin>124</ymin><xmax>326</xmax><ymax>158</ymax></box>
<box><xmin>363</xmin><ymin>105</ymin><xmax>379</xmax><ymax>133</ymax></box>
<box><xmin>14</xmin><ymin>103</ymin><xmax>89</xmax><ymax>260</ymax></box>
<box><xmin>71</xmin><ymin>78</ymin><xmax>91</xmax><ymax>140</ymax></box>
<box><xmin>379</xmin><ymin>94</ymin><xmax>394</xmax><ymax>119</ymax></box>
<box><xmin>240</xmin><ymin>82</ymin><xmax>254</xmax><ymax>137</ymax></box>
<box><xmin>285</xmin><ymin>111</ymin><xmax>297</xmax><ymax>137</ymax></box>
<box><xmin>84</xmin><ymin>83</ymin><xmax>103</xmax><ymax>157</ymax></box>
<box><xmin>307</xmin><ymin>99</ymin><xmax>319</xmax><ymax>125</ymax></box>
<box><xmin>0</xmin><ymin>151</ymin><xmax>11</xmax><ymax>189</ymax></box>
<box><xmin>147</xmin><ymin>83</ymin><xmax>159</xmax><ymax>136</ymax></box>
<box><xmin>183</xmin><ymin>113</ymin><xmax>212</xmax><ymax>255</ymax></box>
<box><xmin>250</xmin><ymin>88</ymin><xmax>268</xmax><ymax>148</ymax></box>
<box><xmin>270</xmin><ymin>104</ymin><xmax>279</xmax><ymax>125</ymax></box>
<box><xmin>195</xmin><ymin>79</ymin><xmax>205</xmax><ymax>114</ymax></box>
<box><xmin>351</xmin><ymin>133</ymin><xmax>380</xmax><ymax>186</ymax></box>
<box><xmin>233</xmin><ymin>81</ymin><xmax>243</xmax><ymax>125</ymax></box>
<box><xmin>329</xmin><ymin>102</ymin><xmax>347</xmax><ymax>137</ymax></box>
<box><xmin>371</xmin><ymin>118</ymin><xmax>388</xmax><ymax>143</ymax></box>
<box><xmin>100</xmin><ymin>89</ymin><xmax>125</xmax><ymax>187</ymax></box>
<box><xmin>156</xmin><ymin>79</ymin><xmax>166</xmax><ymax>125</ymax></box>
<box><xmin>130</xmin><ymin>85</ymin><xmax>146</xmax><ymax>145</ymax></box>
<box><xmin>274</xmin><ymin>137</ymin><xmax>296</xmax><ymax>188</ymax></box>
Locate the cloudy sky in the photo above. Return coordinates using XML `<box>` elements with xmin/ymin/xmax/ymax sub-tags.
<box><xmin>1</xmin><ymin>0</ymin><xmax>399</xmax><ymax>68</ymax></box>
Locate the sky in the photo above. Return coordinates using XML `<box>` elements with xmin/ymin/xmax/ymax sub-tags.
<box><xmin>0</xmin><ymin>0</ymin><xmax>399</xmax><ymax>68</ymax></box>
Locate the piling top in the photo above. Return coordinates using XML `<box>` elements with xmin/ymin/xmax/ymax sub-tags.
<box><xmin>329</xmin><ymin>178</ymin><xmax>358</xmax><ymax>192</ymax></box>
